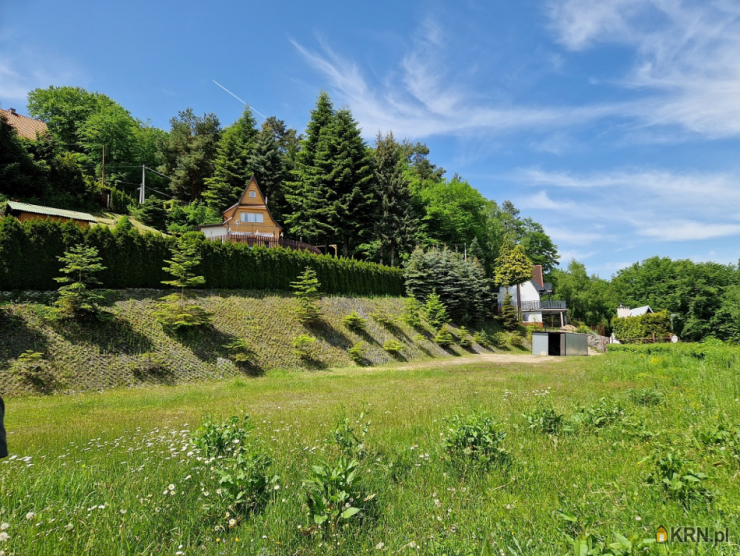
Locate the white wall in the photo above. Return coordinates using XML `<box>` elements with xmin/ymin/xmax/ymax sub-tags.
<box><xmin>200</xmin><ymin>225</ymin><xmax>228</xmax><ymax>239</ymax></box>
<box><xmin>499</xmin><ymin>281</ymin><xmax>541</xmax><ymax>305</ymax></box>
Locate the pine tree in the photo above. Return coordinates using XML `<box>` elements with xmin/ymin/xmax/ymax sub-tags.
<box><xmin>424</xmin><ymin>291</ymin><xmax>450</xmax><ymax>329</ymax></box>
<box><xmin>202</xmin><ymin>107</ymin><xmax>258</xmax><ymax>210</ymax></box>
<box><xmin>373</xmin><ymin>131</ymin><xmax>416</xmax><ymax>266</ymax></box>
<box><xmin>493</xmin><ymin>240</ymin><xmax>532</xmax><ymax>322</ymax></box>
<box><xmin>247</xmin><ymin>127</ymin><xmax>287</xmax><ymax>223</ymax></box>
<box><xmin>53</xmin><ymin>244</ymin><xmax>107</xmax><ymax>319</ymax></box>
<box><xmin>499</xmin><ymin>290</ymin><xmax>519</xmax><ymax>331</ymax></box>
<box><xmin>285</xmin><ymin>92</ymin><xmax>336</xmax><ymax>244</ymax></box>
<box><xmin>290</xmin><ymin>267</ymin><xmax>322</xmax><ymax>323</ymax></box>
<box><xmin>154</xmin><ymin>236</ymin><xmax>210</xmax><ymax>329</ymax></box>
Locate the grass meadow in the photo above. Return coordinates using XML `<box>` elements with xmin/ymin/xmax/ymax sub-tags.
<box><xmin>2</xmin><ymin>347</ymin><xmax>740</xmax><ymax>555</ymax></box>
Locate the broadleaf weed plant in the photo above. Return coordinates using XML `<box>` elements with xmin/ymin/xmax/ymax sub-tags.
<box><xmin>441</xmin><ymin>412</ymin><xmax>511</xmax><ymax>471</ymax></box>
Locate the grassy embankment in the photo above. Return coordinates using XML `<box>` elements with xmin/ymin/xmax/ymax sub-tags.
<box><xmin>1</xmin><ymin>345</ymin><xmax>740</xmax><ymax>554</ymax></box>
<box><xmin>0</xmin><ymin>291</ymin><xmax>525</xmax><ymax>397</ymax></box>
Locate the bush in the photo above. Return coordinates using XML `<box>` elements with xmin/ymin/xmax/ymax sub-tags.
<box><xmin>441</xmin><ymin>412</ymin><xmax>510</xmax><ymax>469</ymax></box>
<box><xmin>342</xmin><ymin>311</ymin><xmax>366</xmax><ymax>331</ymax></box>
<box><xmin>348</xmin><ymin>341</ymin><xmax>367</xmax><ymax>365</ymax></box>
<box><xmin>369</xmin><ymin>308</ymin><xmax>396</xmax><ymax>327</ymax></box>
<box><xmin>223</xmin><ymin>339</ymin><xmax>254</xmax><ymax>364</ymax></box>
<box><xmin>53</xmin><ymin>244</ymin><xmax>108</xmax><ymax>320</ymax></box>
<box><xmin>382</xmin><ymin>340</ymin><xmax>404</xmax><ymax>355</ymax></box>
<box><xmin>153</xmin><ymin>293</ymin><xmax>211</xmax><ymax>330</ymax></box>
<box><xmin>611</xmin><ymin>310</ymin><xmax>671</xmax><ymax>341</ymax></box>
<box><xmin>11</xmin><ymin>350</ymin><xmax>56</xmax><ymax>388</ymax></box>
<box><xmin>458</xmin><ymin>326</ymin><xmax>473</xmax><ymax>348</ymax></box>
<box><xmin>127</xmin><ymin>352</ymin><xmax>170</xmax><ymax>378</ymax></box>
<box><xmin>434</xmin><ymin>325</ymin><xmax>454</xmax><ymax>347</ymax></box>
<box><xmin>626</xmin><ymin>388</ymin><xmax>664</xmax><ymax>407</ymax></box>
<box><xmin>292</xmin><ymin>334</ymin><xmax>317</xmax><ymax>357</ymax></box>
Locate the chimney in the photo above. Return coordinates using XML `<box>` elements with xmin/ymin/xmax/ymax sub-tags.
<box><xmin>9</xmin><ymin>108</ymin><xmax>17</xmax><ymax>115</ymax></box>
<box><xmin>532</xmin><ymin>265</ymin><xmax>544</xmax><ymax>288</ymax></box>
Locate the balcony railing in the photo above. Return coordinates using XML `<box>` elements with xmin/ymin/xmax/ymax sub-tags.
<box><xmin>498</xmin><ymin>300</ymin><xmax>567</xmax><ymax>311</ymax></box>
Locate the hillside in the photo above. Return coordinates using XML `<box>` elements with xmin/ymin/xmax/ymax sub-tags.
<box><xmin>0</xmin><ymin>291</ymin><xmax>527</xmax><ymax>396</ymax></box>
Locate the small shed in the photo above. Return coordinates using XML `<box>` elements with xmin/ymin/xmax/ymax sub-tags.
<box><xmin>532</xmin><ymin>332</ymin><xmax>588</xmax><ymax>356</ymax></box>
<box><xmin>4</xmin><ymin>201</ymin><xmax>98</xmax><ymax>227</ymax></box>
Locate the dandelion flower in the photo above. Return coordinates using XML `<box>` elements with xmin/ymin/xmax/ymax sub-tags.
<box><xmin>0</xmin><ymin>532</ymin><xmax>9</xmax><ymax>542</ymax></box>
<box><xmin>65</xmin><ymin>523</ymin><xmax>74</xmax><ymax>531</ymax></box>
<box><xmin>376</xmin><ymin>542</ymin><xmax>385</xmax><ymax>549</ymax></box>
<box><xmin>168</xmin><ymin>484</ymin><xmax>175</xmax><ymax>491</ymax></box>
<box><xmin>26</xmin><ymin>512</ymin><xmax>35</xmax><ymax>520</ymax></box>
<box><xmin>228</xmin><ymin>519</ymin><xmax>236</xmax><ymax>528</ymax></box>
<box><xmin>0</xmin><ymin>525</ymin><xmax>7</xmax><ymax>531</ymax></box>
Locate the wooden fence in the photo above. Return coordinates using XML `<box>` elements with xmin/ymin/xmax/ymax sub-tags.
<box><xmin>207</xmin><ymin>234</ymin><xmax>322</xmax><ymax>255</ymax></box>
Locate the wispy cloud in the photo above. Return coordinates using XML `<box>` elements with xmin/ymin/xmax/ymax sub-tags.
<box><xmin>548</xmin><ymin>0</ymin><xmax>740</xmax><ymax>138</ymax></box>
<box><xmin>292</xmin><ymin>25</ymin><xmax>624</xmax><ymax>139</ymax></box>
<box><xmin>0</xmin><ymin>45</ymin><xmax>82</xmax><ymax>106</ymax></box>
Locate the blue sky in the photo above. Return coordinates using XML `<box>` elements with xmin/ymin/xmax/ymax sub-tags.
<box><xmin>2</xmin><ymin>0</ymin><xmax>740</xmax><ymax>277</ymax></box>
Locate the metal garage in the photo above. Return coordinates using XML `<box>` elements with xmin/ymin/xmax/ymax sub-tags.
<box><xmin>532</xmin><ymin>332</ymin><xmax>589</xmax><ymax>356</ymax></box>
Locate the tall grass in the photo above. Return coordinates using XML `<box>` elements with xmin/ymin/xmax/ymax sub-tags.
<box><xmin>1</xmin><ymin>348</ymin><xmax>739</xmax><ymax>554</ymax></box>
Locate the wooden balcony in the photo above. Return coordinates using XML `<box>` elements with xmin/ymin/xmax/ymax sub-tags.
<box><xmin>207</xmin><ymin>233</ymin><xmax>322</xmax><ymax>255</ymax></box>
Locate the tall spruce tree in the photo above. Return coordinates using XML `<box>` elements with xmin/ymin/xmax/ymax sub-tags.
<box><xmin>247</xmin><ymin>127</ymin><xmax>287</xmax><ymax>223</ymax></box>
<box><xmin>373</xmin><ymin>131</ymin><xmax>416</xmax><ymax>266</ymax></box>
<box><xmin>285</xmin><ymin>92</ymin><xmax>336</xmax><ymax>244</ymax></box>
<box><xmin>202</xmin><ymin>107</ymin><xmax>259</xmax><ymax>210</ymax></box>
<box><xmin>317</xmin><ymin>108</ymin><xmax>375</xmax><ymax>256</ymax></box>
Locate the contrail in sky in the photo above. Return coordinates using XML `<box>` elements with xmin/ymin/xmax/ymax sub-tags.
<box><xmin>212</xmin><ymin>80</ymin><xmax>267</xmax><ymax>119</ymax></box>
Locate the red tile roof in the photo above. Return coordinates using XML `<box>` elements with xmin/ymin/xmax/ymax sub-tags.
<box><xmin>0</xmin><ymin>109</ymin><xmax>49</xmax><ymax>140</ymax></box>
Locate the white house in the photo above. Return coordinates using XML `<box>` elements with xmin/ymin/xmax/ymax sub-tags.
<box><xmin>616</xmin><ymin>305</ymin><xmax>653</xmax><ymax>318</ymax></box>
<box><xmin>498</xmin><ymin>265</ymin><xmax>568</xmax><ymax>327</ymax></box>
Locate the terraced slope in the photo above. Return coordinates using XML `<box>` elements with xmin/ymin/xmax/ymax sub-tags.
<box><xmin>0</xmin><ymin>291</ymin><xmax>526</xmax><ymax>396</ymax></box>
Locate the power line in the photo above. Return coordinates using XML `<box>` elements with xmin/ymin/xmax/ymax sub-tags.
<box><xmin>212</xmin><ymin>80</ymin><xmax>267</xmax><ymax>119</ymax></box>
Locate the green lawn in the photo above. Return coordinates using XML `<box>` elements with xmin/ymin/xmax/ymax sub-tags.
<box><xmin>2</xmin><ymin>349</ymin><xmax>740</xmax><ymax>555</ymax></box>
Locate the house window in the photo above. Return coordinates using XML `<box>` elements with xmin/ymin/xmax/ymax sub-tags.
<box><xmin>249</xmin><ymin>190</ymin><xmax>256</xmax><ymax>198</ymax></box>
<box><xmin>241</xmin><ymin>212</ymin><xmax>263</xmax><ymax>223</ymax></box>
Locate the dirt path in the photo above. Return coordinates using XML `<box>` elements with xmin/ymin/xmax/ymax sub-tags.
<box><xmin>393</xmin><ymin>352</ymin><xmax>565</xmax><ymax>371</ymax></box>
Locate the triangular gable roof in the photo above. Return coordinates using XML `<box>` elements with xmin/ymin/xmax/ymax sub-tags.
<box><xmin>223</xmin><ymin>176</ymin><xmax>282</xmax><ymax>230</ymax></box>
<box><xmin>629</xmin><ymin>305</ymin><xmax>653</xmax><ymax>317</ymax></box>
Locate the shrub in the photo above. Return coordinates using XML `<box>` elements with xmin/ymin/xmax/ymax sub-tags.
<box><xmin>348</xmin><ymin>341</ymin><xmax>367</xmax><ymax>365</ymax></box>
<box><xmin>291</xmin><ymin>267</ymin><xmax>322</xmax><ymax>324</ymax></box>
<box><xmin>382</xmin><ymin>340</ymin><xmax>404</xmax><ymax>355</ymax></box>
<box><xmin>223</xmin><ymin>339</ymin><xmax>254</xmax><ymax>364</ymax></box>
<box><xmin>369</xmin><ymin>308</ymin><xmax>396</xmax><ymax>327</ymax></box>
<box><xmin>423</xmin><ymin>292</ymin><xmax>450</xmax><ymax>329</ymax></box>
<box><xmin>441</xmin><ymin>412</ymin><xmax>510</xmax><ymax>469</ymax></box>
<box><xmin>611</xmin><ymin>310</ymin><xmax>671</xmax><ymax>342</ymax></box>
<box><xmin>342</xmin><ymin>311</ymin><xmax>366</xmax><ymax>331</ymax></box>
<box><xmin>292</xmin><ymin>334</ymin><xmax>317</xmax><ymax>357</ymax></box>
<box><xmin>458</xmin><ymin>326</ymin><xmax>473</xmax><ymax>348</ymax></box>
<box><xmin>128</xmin><ymin>352</ymin><xmax>169</xmax><ymax>378</ymax></box>
<box><xmin>153</xmin><ymin>293</ymin><xmax>211</xmax><ymax>330</ymax></box>
<box><xmin>523</xmin><ymin>405</ymin><xmax>569</xmax><ymax>435</ymax></box>
<box><xmin>434</xmin><ymin>325</ymin><xmax>454</xmax><ymax>347</ymax></box>
<box><xmin>473</xmin><ymin>330</ymin><xmax>490</xmax><ymax>347</ymax></box>
<box><xmin>11</xmin><ymin>350</ymin><xmax>56</xmax><ymax>388</ymax></box>
<box><xmin>304</xmin><ymin>457</ymin><xmax>375</xmax><ymax>532</ymax></box>
<box><xmin>499</xmin><ymin>290</ymin><xmax>519</xmax><ymax>331</ymax></box>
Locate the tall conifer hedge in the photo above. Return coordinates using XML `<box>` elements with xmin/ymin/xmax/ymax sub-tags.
<box><xmin>0</xmin><ymin>217</ymin><xmax>404</xmax><ymax>295</ymax></box>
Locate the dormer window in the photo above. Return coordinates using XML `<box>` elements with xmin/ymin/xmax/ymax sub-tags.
<box><xmin>249</xmin><ymin>190</ymin><xmax>256</xmax><ymax>198</ymax></box>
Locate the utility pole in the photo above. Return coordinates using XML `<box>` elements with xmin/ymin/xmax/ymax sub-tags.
<box><xmin>101</xmin><ymin>144</ymin><xmax>105</xmax><ymax>189</ymax></box>
<box><xmin>140</xmin><ymin>164</ymin><xmax>146</xmax><ymax>204</ymax></box>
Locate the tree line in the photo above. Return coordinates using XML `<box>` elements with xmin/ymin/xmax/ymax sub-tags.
<box><xmin>0</xmin><ymin>86</ymin><xmax>558</xmax><ymax>272</ymax></box>
<box><xmin>552</xmin><ymin>257</ymin><xmax>740</xmax><ymax>342</ymax></box>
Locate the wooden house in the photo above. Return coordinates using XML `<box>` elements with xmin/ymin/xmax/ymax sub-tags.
<box><xmin>4</xmin><ymin>201</ymin><xmax>98</xmax><ymax>227</ymax></box>
<box><xmin>498</xmin><ymin>264</ymin><xmax>568</xmax><ymax>327</ymax></box>
<box><xmin>198</xmin><ymin>177</ymin><xmax>320</xmax><ymax>254</ymax></box>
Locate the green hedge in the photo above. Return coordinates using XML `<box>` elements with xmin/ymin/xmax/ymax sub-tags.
<box><xmin>611</xmin><ymin>310</ymin><xmax>671</xmax><ymax>341</ymax></box>
<box><xmin>0</xmin><ymin>217</ymin><xmax>405</xmax><ymax>295</ymax></box>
